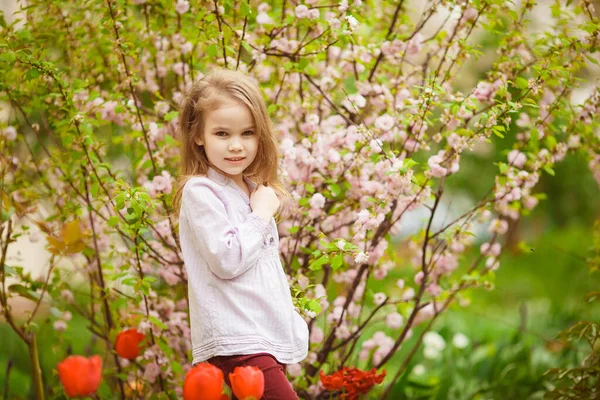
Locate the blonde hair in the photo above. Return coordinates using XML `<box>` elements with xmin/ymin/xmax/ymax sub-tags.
<box><xmin>171</xmin><ymin>68</ymin><xmax>290</xmax><ymax>222</ymax></box>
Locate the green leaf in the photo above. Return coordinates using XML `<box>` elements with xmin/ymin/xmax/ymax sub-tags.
<box><xmin>306</xmin><ymin>299</ymin><xmax>322</xmax><ymax>314</ymax></box>
<box><xmin>8</xmin><ymin>284</ymin><xmax>40</xmax><ymax>302</ymax></box>
<box><xmin>329</xmin><ymin>184</ymin><xmax>341</xmax><ymax>197</ymax></box>
<box><xmin>515</xmin><ymin>76</ymin><xmax>528</xmax><ymax>90</ymax></box>
<box><xmin>164</xmin><ymin>111</ymin><xmax>179</xmax><ymax>122</ymax></box>
<box><xmin>331</xmin><ymin>254</ymin><xmax>343</xmax><ymax>270</ymax></box>
<box><xmin>206</xmin><ymin>44</ymin><xmax>218</xmax><ymax>57</ymax></box>
<box><xmin>343</xmin><ymin>77</ymin><xmax>357</xmax><ymax>94</ymax></box>
<box><xmin>308</xmin><ymin>255</ymin><xmax>328</xmax><ymax>271</ymax></box>
<box><xmin>149</xmin><ymin>315</ymin><xmax>167</xmax><ymax>330</ymax></box>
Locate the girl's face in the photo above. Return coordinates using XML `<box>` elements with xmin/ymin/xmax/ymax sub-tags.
<box><xmin>196</xmin><ymin>97</ymin><xmax>259</xmax><ymax>182</ymax></box>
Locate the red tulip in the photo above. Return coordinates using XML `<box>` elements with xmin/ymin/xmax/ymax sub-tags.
<box><xmin>183</xmin><ymin>362</ymin><xmax>225</xmax><ymax>400</ymax></box>
<box><xmin>57</xmin><ymin>355</ymin><xmax>102</xmax><ymax>398</ymax></box>
<box><xmin>229</xmin><ymin>366</ymin><xmax>264</xmax><ymax>400</ymax></box>
<box><xmin>114</xmin><ymin>328</ymin><xmax>145</xmax><ymax>359</ymax></box>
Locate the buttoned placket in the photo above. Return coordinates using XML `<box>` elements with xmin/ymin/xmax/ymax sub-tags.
<box><xmin>206</xmin><ymin>167</ymin><xmax>274</xmax><ymax>250</ymax></box>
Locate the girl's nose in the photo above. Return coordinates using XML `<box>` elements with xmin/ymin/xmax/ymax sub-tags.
<box><xmin>229</xmin><ymin>141</ymin><xmax>242</xmax><ymax>151</ymax></box>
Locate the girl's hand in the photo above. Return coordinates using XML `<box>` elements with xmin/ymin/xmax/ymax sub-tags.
<box><xmin>250</xmin><ymin>184</ymin><xmax>280</xmax><ymax>222</ymax></box>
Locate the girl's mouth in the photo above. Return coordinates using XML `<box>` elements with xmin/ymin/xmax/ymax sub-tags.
<box><xmin>225</xmin><ymin>157</ymin><xmax>245</xmax><ymax>164</ymax></box>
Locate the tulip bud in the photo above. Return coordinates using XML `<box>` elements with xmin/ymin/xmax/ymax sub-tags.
<box><xmin>57</xmin><ymin>355</ymin><xmax>102</xmax><ymax>398</ymax></box>
<box><xmin>229</xmin><ymin>366</ymin><xmax>264</xmax><ymax>400</ymax></box>
<box><xmin>183</xmin><ymin>362</ymin><xmax>225</xmax><ymax>400</ymax></box>
<box><xmin>114</xmin><ymin>328</ymin><xmax>146</xmax><ymax>360</ymax></box>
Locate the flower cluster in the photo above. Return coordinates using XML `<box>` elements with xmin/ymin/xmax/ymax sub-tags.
<box><xmin>320</xmin><ymin>366</ymin><xmax>386</xmax><ymax>399</ymax></box>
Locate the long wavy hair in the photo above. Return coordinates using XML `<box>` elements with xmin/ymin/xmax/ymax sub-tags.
<box><xmin>171</xmin><ymin>68</ymin><xmax>290</xmax><ymax>221</ymax></box>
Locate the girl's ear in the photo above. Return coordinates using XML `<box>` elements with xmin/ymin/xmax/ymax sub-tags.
<box><xmin>194</xmin><ymin>136</ymin><xmax>204</xmax><ymax>146</ymax></box>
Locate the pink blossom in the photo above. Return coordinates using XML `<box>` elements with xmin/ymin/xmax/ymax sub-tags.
<box><xmin>414</xmin><ymin>271</ymin><xmax>424</xmax><ymax>285</ymax></box>
<box><xmin>480</xmin><ymin>242</ymin><xmax>501</xmax><ymax>257</ymax></box>
<box><xmin>295</xmin><ymin>5</ymin><xmax>310</xmax><ymax>18</ymax></box>
<box><xmin>287</xmin><ymin>363</ymin><xmax>302</xmax><ymax>377</ymax></box>
<box><xmin>486</xmin><ymin>257</ymin><xmax>500</xmax><ymax>271</ymax></box>
<box><xmin>180</xmin><ymin>42</ymin><xmax>193</xmax><ymax>54</ymax></box>
<box><xmin>310</xmin><ymin>326</ymin><xmax>324</xmax><ymax>343</ymax></box>
<box><xmin>175</xmin><ymin>0</ymin><xmax>189</xmax><ymax>14</ymax></box>
<box><xmin>426</xmin><ymin>283</ymin><xmax>442</xmax><ymax>296</ymax></box>
<box><xmin>473</xmin><ymin>81</ymin><xmax>496</xmax><ymax>103</ymax></box>
<box><xmin>159</xmin><ymin>268</ymin><xmax>180</xmax><ymax>285</ymax></box>
<box><xmin>172</xmin><ymin>62</ymin><xmax>189</xmax><ymax>77</ymax></box>
<box><xmin>144</xmin><ymin>362</ymin><xmax>161</xmax><ymax>383</ymax></box>
<box><xmin>335</xmin><ymin>324</ymin><xmax>351</xmax><ymax>339</ymax></box>
<box><xmin>256</xmin><ymin>12</ymin><xmax>273</xmax><ymax>25</ymax></box>
<box><xmin>375</xmin><ymin>114</ymin><xmax>395</xmax><ymax>131</ymax></box>
<box><xmin>428</xmin><ymin>153</ymin><xmax>447</xmax><ymax>178</ymax></box>
<box><xmin>488</xmin><ymin>218</ymin><xmax>509</xmax><ymax>235</ymax></box>
<box><xmin>2</xmin><ymin>126</ymin><xmax>17</xmax><ymax>141</ymax></box>
<box><xmin>413</xmin><ymin>303</ymin><xmax>435</xmax><ymax>325</ymax></box>
<box><xmin>297</xmin><ymin>275</ymin><xmax>310</xmax><ymax>289</ymax></box>
<box><xmin>401</xmin><ymin>287</ymin><xmax>415</xmax><ymax>301</ymax></box>
<box><xmin>407</xmin><ymin>33</ymin><xmax>423</xmax><ymax>55</ymax></box>
<box><xmin>508</xmin><ymin>150</ymin><xmax>527</xmax><ymax>168</ymax></box>
<box><xmin>462</xmin><ymin>7</ymin><xmax>478</xmax><ymax>22</ymax></box>
<box><xmin>523</xmin><ymin>196</ymin><xmax>539</xmax><ymax>210</ymax></box>
<box><xmin>516</xmin><ymin>113</ymin><xmax>530</xmax><ymax>127</ymax></box>
<box><xmin>386</xmin><ymin>312</ymin><xmax>403</xmax><ymax>329</ymax></box>
<box><xmin>61</xmin><ymin>289</ymin><xmax>74</xmax><ymax>302</ymax></box>
<box><xmin>54</xmin><ymin>320</ymin><xmax>68</xmax><ymax>332</ymax></box>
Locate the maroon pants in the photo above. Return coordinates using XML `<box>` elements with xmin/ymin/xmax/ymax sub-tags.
<box><xmin>207</xmin><ymin>353</ymin><xmax>299</xmax><ymax>400</ymax></box>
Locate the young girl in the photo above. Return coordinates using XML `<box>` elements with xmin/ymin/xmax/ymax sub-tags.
<box><xmin>173</xmin><ymin>68</ymin><xmax>308</xmax><ymax>399</ymax></box>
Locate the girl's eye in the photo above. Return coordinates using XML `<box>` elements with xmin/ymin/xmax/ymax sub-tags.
<box><xmin>243</xmin><ymin>131</ymin><xmax>255</xmax><ymax>136</ymax></box>
<box><xmin>215</xmin><ymin>131</ymin><xmax>227</xmax><ymax>137</ymax></box>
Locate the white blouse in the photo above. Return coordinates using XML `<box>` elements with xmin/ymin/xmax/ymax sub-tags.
<box><xmin>179</xmin><ymin>167</ymin><xmax>309</xmax><ymax>365</ymax></box>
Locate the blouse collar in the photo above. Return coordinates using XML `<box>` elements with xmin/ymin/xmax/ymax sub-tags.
<box><xmin>207</xmin><ymin>166</ymin><xmax>257</xmax><ymax>198</ymax></box>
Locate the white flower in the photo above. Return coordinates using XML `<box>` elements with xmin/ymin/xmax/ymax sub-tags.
<box><xmin>345</xmin><ymin>15</ymin><xmax>359</xmax><ymax>31</ymax></box>
<box><xmin>373</xmin><ymin>292</ymin><xmax>386</xmax><ymax>305</ymax></box>
<box><xmin>452</xmin><ymin>333</ymin><xmax>470</xmax><ymax>349</ymax></box>
<box><xmin>354</xmin><ymin>251</ymin><xmax>369</xmax><ymax>264</ymax></box>
<box><xmin>423</xmin><ymin>347</ymin><xmax>441</xmax><ymax>359</ymax></box>
<box><xmin>423</xmin><ymin>331</ymin><xmax>446</xmax><ymax>352</ymax></box>
<box><xmin>336</xmin><ymin>240</ymin><xmax>346</xmax><ymax>251</ymax></box>
<box><xmin>309</xmin><ymin>193</ymin><xmax>326</xmax><ymax>209</ymax></box>
<box><xmin>412</xmin><ymin>364</ymin><xmax>426</xmax><ymax>376</ymax></box>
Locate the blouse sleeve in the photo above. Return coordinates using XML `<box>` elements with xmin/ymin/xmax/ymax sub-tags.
<box><xmin>181</xmin><ymin>178</ymin><xmax>271</xmax><ymax>280</ymax></box>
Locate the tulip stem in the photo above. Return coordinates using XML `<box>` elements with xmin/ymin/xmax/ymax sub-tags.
<box><xmin>3</xmin><ymin>359</ymin><xmax>12</xmax><ymax>400</ymax></box>
<box><xmin>27</xmin><ymin>333</ymin><xmax>45</xmax><ymax>400</ymax></box>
